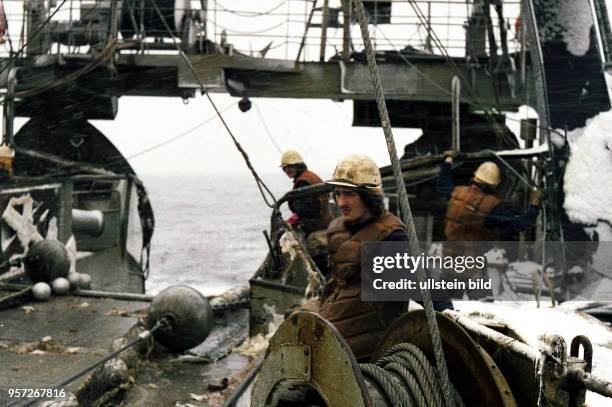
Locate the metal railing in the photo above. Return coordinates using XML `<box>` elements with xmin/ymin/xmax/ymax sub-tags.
<box><xmin>0</xmin><ymin>0</ymin><xmax>525</xmax><ymax>63</ymax></box>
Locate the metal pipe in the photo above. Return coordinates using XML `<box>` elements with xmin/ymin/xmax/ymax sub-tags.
<box><xmin>342</xmin><ymin>0</ymin><xmax>351</xmax><ymax>61</ymax></box>
<box><xmin>14</xmin><ymin>146</ymin><xmax>116</xmax><ymax>176</ymax></box>
<box><xmin>570</xmin><ymin>368</ymin><xmax>612</xmax><ymax>399</ymax></box>
<box><xmin>2</xmin><ymin>67</ymin><xmax>18</xmax><ymax>147</ymax></box>
<box><xmin>379</xmin><ymin>148</ymin><xmax>546</xmax><ymax>177</ymax></box>
<box><xmin>223</xmin><ymin>357</ymin><xmax>264</xmax><ymax>407</ymax></box>
<box><xmin>71</xmin><ymin>288</ymin><xmax>154</xmax><ymax>301</ymax></box>
<box><xmin>451</xmin><ymin>76</ymin><xmax>461</xmax><ymax>151</ymax></box>
<box><xmin>1</xmin><ymin>283</ymin><xmax>247</xmax><ymax>307</ymax></box>
<box><xmin>425</xmin><ymin>2</ymin><xmax>432</xmax><ymax>52</ymax></box>
<box><xmin>72</xmin><ymin>208</ymin><xmax>105</xmax><ymax>237</ymax></box>
<box><xmin>319</xmin><ymin>0</ymin><xmax>330</xmax><ymax>62</ymax></box>
<box><xmin>109</xmin><ymin>0</ymin><xmax>119</xmax><ymax>43</ymax></box>
<box><xmin>381</xmin><ymin>167</ymin><xmax>440</xmax><ymax>185</ymax></box>
<box><xmin>262</xmin><ymin>230</ymin><xmax>280</xmax><ymax>269</ymax></box>
<box><xmin>443</xmin><ymin>310</ymin><xmax>540</xmax><ymax>363</ymax></box>
<box><xmin>592</xmin><ymin>0</ymin><xmax>612</xmax><ymax>63</ymax></box>
<box><xmin>274</xmin><ymin>183</ymin><xmax>332</xmax><ymax>210</ymax></box>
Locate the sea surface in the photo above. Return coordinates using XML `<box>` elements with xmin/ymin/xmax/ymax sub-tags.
<box><xmin>140</xmin><ymin>173</ymin><xmax>290</xmax><ymax>296</ymax></box>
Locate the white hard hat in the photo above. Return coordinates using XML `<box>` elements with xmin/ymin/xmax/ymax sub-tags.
<box><xmin>280</xmin><ymin>150</ymin><xmax>304</xmax><ymax>167</ymax></box>
<box><xmin>327</xmin><ymin>154</ymin><xmax>382</xmax><ymax>192</ymax></box>
<box><xmin>474</xmin><ymin>161</ymin><xmax>501</xmax><ymax>186</ymax></box>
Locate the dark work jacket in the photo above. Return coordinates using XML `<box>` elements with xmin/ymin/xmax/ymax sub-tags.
<box><xmin>289</xmin><ymin>170</ymin><xmax>333</xmax><ymax>234</ymax></box>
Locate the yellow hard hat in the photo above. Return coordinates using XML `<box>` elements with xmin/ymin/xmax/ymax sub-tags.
<box><xmin>280</xmin><ymin>150</ymin><xmax>304</xmax><ymax>167</ymax></box>
<box><xmin>327</xmin><ymin>154</ymin><xmax>382</xmax><ymax>192</ymax></box>
<box><xmin>0</xmin><ymin>145</ymin><xmax>14</xmax><ymax>176</ymax></box>
<box><xmin>474</xmin><ymin>161</ymin><xmax>501</xmax><ymax>186</ymax></box>
<box><xmin>0</xmin><ymin>145</ymin><xmax>14</xmax><ymax>158</ymax></box>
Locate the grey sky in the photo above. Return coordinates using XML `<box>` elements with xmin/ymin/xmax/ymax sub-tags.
<box><xmin>93</xmin><ymin>95</ymin><xmax>422</xmax><ymax>176</ymax></box>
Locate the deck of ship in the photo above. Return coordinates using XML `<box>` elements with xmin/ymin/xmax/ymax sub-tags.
<box><xmin>0</xmin><ymin>292</ymin><xmax>253</xmax><ymax>406</ymax></box>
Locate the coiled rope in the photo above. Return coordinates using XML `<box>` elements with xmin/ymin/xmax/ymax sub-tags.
<box><xmin>360</xmin><ymin>343</ymin><xmax>465</xmax><ymax>407</ymax></box>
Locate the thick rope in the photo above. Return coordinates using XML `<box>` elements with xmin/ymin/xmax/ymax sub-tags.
<box><xmin>351</xmin><ymin>1</ymin><xmax>453</xmax><ymax>405</ymax></box>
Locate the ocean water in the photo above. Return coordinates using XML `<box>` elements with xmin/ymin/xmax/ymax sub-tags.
<box><xmin>141</xmin><ymin>173</ymin><xmax>290</xmax><ymax>296</ymax></box>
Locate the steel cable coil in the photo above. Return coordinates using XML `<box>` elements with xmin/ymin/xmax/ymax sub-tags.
<box><xmin>360</xmin><ymin>343</ymin><xmax>465</xmax><ymax>407</ymax></box>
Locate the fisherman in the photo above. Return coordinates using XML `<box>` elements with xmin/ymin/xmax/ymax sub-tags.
<box><xmin>0</xmin><ymin>145</ymin><xmax>14</xmax><ymax>180</ymax></box>
<box><xmin>437</xmin><ymin>151</ymin><xmax>543</xmax><ymax>299</ymax></box>
<box><xmin>280</xmin><ymin>150</ymin><xmax>333</xmax><ymax>273</ymax></box>
<box><xmin>300</xmin><ymin>154</ymin><xmax>452</xmax><ymax>361</ymax></box>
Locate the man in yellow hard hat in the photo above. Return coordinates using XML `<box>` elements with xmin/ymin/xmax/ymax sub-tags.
<box><xmin>280</xmin><ymin>150</ymin><xmax>333</xmax><ymax>235</ymax></box>
<box><xmin>300</xmin><ymin>154</ymin><xmax>452</xmax><ymax>361</ymax></box>
<box><xmin>0</xmin><ymin>145</ymin><xmax>14</xmax><ymax>180</ymax></box>
<box><xmin>280</xmin><ymin>150</ymin><xmax>334</xmax><ymax>274</ymax></box>
<box><xmin>438</xmin><ymin>152</ymin><xmax>542</xmax><ymax>298</ymax></box>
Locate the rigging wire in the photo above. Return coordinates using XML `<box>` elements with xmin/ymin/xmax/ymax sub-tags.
<box><xmin>254</xmin><ymin>101</ymin><xmax>283</xmax><ymax>154</ymax></box>
<box><xmin>125</xmin><ymin>103</ymin><xmax>236</xmax><ymax>160</ymax></box>
<box><xmin>215</xmin><ymin>0</ymin><xmax>289</xmax><ymax>17</ymax></box>
<box><xmin>149</xmin><ymin>0</ymin><xmax>277</xmax><ymax>208</ymax></box>
<box><xmin>485</xmin><ymin>149</ymin><xmax>537</xmax><ymax>189</ymax></box>
<box><xmin>208</xmin><ymin>19</ymin><xmax>287</xmax><ymax>36</ymax></box>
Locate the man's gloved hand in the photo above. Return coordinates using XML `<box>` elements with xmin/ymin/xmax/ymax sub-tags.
<box><xmin>529</xmin><ymin>189</ymin><xmax>544</xmax><ymax>206</ymax></box>
<box><xmin>442</xmin><ymin>149</ymin><xmax>459</xmax><ymax>163</ymax></box>
<box><xmin>287</xmin><ymin>213</ymin><xmax>300</xmax><ymax>225</ymax></box>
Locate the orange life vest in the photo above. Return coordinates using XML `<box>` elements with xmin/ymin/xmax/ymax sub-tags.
<box><xmin>444</xmin><ymin>185</ymin><xmax>501</xmax><ymax>241</ymax></box>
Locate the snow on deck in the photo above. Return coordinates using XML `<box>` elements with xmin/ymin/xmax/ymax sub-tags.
<box><xmin>454</xmin><ymin>301</ymin><xmax>612</xmax><ymax>406</ymax></box>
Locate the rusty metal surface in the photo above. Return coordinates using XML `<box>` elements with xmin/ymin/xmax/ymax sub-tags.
<box><xmin>248</xmin><ymin>278</ymin><xmax>303</xmax><ymax>337</ymax></box>
<box><xmin>444</xmin><ymin>309</ymin><xmax>539</xmax><ymax>406</ymax></box>
<box><xmin>372</xmin><ymin>310</ymin><xmax>517</xmax><ymax>407</ymax></box>
<box><xmin>251</xmin><ymin>311</ymin><xmax>371</xmax><ymax>407</ymax></box>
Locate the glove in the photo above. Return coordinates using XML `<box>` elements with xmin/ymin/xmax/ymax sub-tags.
<box><xmin>529</xmin><ymin>189</ymin><xmax>544</xmax><ymax>206</ymax></box>
<box><xmin>287</xmin><ymin>213</ymin><xmax>300</xmax><ymax>225</ymax></box>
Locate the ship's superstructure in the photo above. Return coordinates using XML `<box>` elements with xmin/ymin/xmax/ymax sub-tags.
<box><xmin>1</xmin><ymin>1</ymin><xmax>612</xmax><ymax>406</ymax></box>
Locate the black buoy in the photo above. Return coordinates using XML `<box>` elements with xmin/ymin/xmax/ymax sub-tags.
<box><xmin>238</xmin><ymin>97</ymin><xmax>252</xmax><ymax>112</ymax></box>
<box><xmin>147</xmin><ymin>285</ymin><xmax>213</xmax><ymax>352</ymax></box>
<box><xmin>24</xmin><ymin>239</ymin><xmax>71</xmax><ymax>283</ymax></box>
